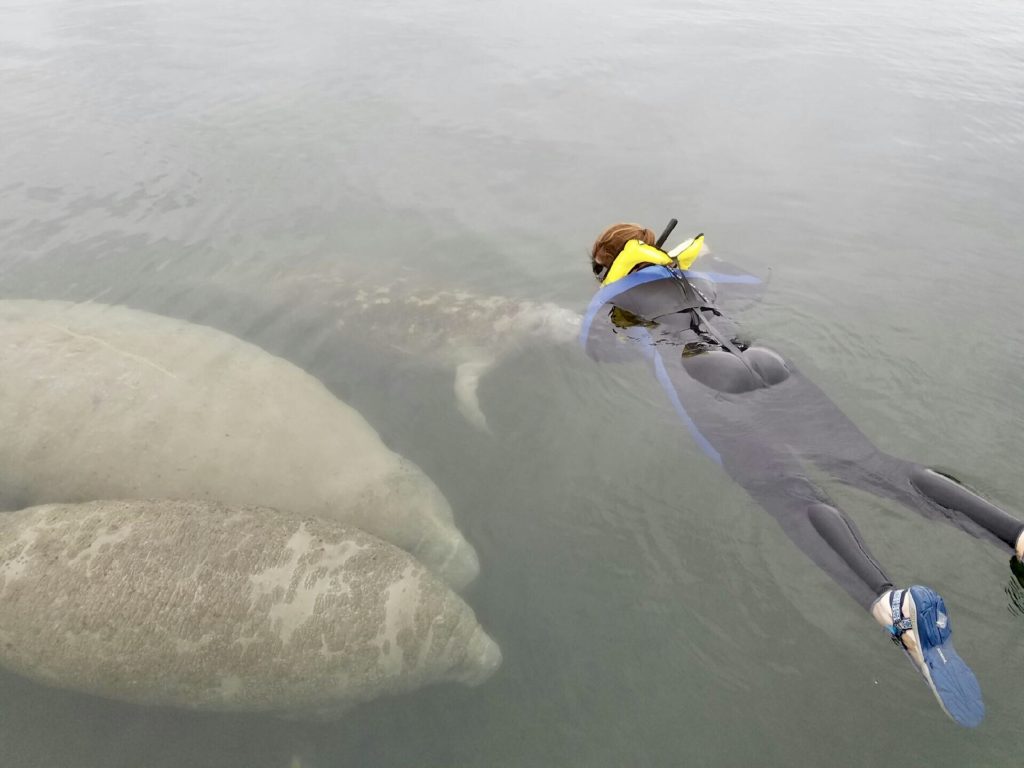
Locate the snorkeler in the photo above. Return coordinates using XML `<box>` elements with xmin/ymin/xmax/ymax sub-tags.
<box><xmin>581</xmin><ymin>220</ymin><xmax>1024</xmax><ymax>727</ymax></box>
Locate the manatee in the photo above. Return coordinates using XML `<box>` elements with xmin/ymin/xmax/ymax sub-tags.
<box><xmin>250</xmin><ymin>268</ymin><xmax>583</xmax><ymax>433</ymax></box>
<box><xmin>0</xmin><ymin>499</ymin><xmax>501</xmax><ymax>717</ymax></box>
<box><xmin>0</xmin><ymin>299</ymin><xmax>478</xmax><ymax>588</ymax></box>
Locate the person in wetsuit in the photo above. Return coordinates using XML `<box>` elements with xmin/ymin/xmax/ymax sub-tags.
<box><xmin>583</xmin><ymin>221</ymin><xmax>1024</xmax><ymax>727</ymax></box>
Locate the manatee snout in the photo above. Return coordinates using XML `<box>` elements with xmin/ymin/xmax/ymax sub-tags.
<box><xmin>334</xmin><ymin>460</ymin><xmax>480</xmax><ymax>590</ymax></box>
<box><xmin>411</xmin><ymin>479</ymin><xmax>480</xmax><ymax>591</ymax></box>
<box><xmin>437</xmin><ymin>537</ymin><xmax>481</xmax><ymax>593</ymax></box>
<box><xmin>458</xmin><ymin>625</ymin><xmax>503</xmax><ymax>686</ymax></box>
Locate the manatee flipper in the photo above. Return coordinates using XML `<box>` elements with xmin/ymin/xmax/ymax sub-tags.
<box><xmin>455</xmin><ymin>357</ymin><xmax>496</xmax><ymax>434</ymax></box>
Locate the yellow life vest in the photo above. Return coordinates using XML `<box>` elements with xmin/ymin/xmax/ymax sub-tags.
<box><xmin>602</xmin><ymin>235</ymin><xmax>705</xmax><ymax>286</ymax></box>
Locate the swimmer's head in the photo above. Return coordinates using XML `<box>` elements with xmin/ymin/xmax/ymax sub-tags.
<box><xmin>590</xmin><ymin>222</ymin><xmax>655</xmax><ymax>281</ymax></box>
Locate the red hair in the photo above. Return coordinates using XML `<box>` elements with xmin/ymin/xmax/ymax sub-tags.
<box><xmin>591</xmin><ymin>223</ymin><xmax>656</xmax><ymax>269</ymax></box>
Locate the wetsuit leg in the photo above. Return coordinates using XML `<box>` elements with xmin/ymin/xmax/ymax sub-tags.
<box><xmin>716</xmin><ymin>439</ymin><xmax>893</xmax><ymax>610</ymax></box>
<box><xmin>763</xmin><ymin>368</ymin><xmax>1024</xmax><ymax>552</ymax></box>
<box><xmin>824</xmin><ymin>454</ymin><xmax>1024</xmax><ymax>552</ymax></box>
<box><xmin>908</xmin><ymin>468</ymin><xmax>1024</xmax><ymax>547</ymax></box>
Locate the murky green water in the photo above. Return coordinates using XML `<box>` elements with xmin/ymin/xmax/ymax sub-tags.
<box><xmin>2</xmin><ymin>0</ymin><xmax>1024</xmax><ymax>764</ymax></box>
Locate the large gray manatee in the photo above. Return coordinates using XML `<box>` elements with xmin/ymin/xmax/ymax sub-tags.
<box><xmin>0</xmin><ymin>299</ymin><xmax>478</xmax><ymax>589</ymax></box>
<box><xmin>0</xmin><ymin>500</ymin><xmax>501</xmax><ymax>717</ymax></box>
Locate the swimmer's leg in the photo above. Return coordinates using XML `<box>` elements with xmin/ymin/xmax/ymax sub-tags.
<box><xmin>663</xmin><ymin>360</ymin><xmax>985</xmax><ymax>723</ymax></box>
<box><xmin>908</xmin><ymin>467</ymin><xmax>1024</xmax><ymax>553</ymax></box>
<box><xmin>721</xmin><ymin>449</ymin><xmax>893</xmax><ymax>610</ymax></box>
<box><xmin>732</xmin><ymin>461</ymin><xmax>985</xmax><ymax>726</ymax></box>
<box><xmin>822</xmin><ymin>454</ymin><xmax>1024</xmax><ymax>556</ymax></box>
<box><xmin>802</xmin><ymin>500</ymin><xmax>894</xmax><ymax>606</ymax></box>
<box><xmin>759</xmin><ymin>368</ymin><xmax>1024</xmax><ymax>555</ymax></box>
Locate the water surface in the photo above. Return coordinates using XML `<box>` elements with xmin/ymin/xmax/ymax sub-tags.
<box><xmin>2</xmin><ymin>0</ymin><xmax>1024</xmax><ymax>764</ymax></box>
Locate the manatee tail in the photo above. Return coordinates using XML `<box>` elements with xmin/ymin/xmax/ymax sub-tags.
<box><xmin>454</xmin><ymin>358</ymin><xmax>495</xmax><ymax>433</ymax></box>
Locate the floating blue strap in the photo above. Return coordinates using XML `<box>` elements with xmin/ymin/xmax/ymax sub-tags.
<box><xmin>646</xmin><ymin>338</ymin><xmax>723</xmax><ymax>466</ymax></box>
<box><xmin>682</xmin><ymin>270</ymin><xmax>762</xmax><ymax>285</ymax></box>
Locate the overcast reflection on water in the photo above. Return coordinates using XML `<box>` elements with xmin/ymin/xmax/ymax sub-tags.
<box><xmin>2</xmin><ymin>0</ymin><xmax>1024</xmax><ymax>764</ymax></box>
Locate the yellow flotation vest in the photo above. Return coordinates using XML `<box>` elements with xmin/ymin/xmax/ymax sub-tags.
<box><xmin>602</xmin><ymin>235</ymin><xmax>705</xmax><ymax>286</ymax></box>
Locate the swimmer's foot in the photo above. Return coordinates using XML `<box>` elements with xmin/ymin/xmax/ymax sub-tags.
<box><xmin>1005</xmin><ymin>560</ymin><xmax>1024</xmax><ymax>616</ymax></box>
<box><xmin>1011</xmin><ymin>555</ymin><xmax>1024</xmax><ymax>590</ymax></box>
<box><xmin>871</xmin><ymin>586</ymin><xmax>984</xmax><ymax>728</ymax></box>
<box><xmin>1008</xmin><ymin>529</ymin><xmax>1024</xmax><ymax>606</ymax></box>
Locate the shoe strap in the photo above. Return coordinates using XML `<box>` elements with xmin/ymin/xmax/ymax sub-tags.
<box><xmin>888</xmin><ymin>589</ymin><xmax>912</xmax><ymax>638</ymax></box>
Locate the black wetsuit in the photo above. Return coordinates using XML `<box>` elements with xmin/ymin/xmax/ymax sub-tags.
<box><xmin>582</xmin><ymin>263</ymin><xmax>1024</xmax><ymax>609</ymax></box>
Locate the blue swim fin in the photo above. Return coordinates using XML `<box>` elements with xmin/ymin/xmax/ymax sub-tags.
<box><xmin>886</xmin><ymin>586</ymin><xmax>984</xmax><ymax>728</ymax></box>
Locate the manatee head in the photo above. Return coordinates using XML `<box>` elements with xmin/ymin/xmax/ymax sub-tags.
<box><xmin>326</xmin><ymin>458</ymin><xmax>480</xmax><ymax>591</ymax></box>
<box><xmin>388</xmin><ymin>463</ymin><xmax>480</xmax><ymax>591</ymax></box>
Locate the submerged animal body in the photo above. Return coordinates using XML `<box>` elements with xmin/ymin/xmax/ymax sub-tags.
<box><xmin>0</xmin><ymin>299</ymin><xmax>478</xmax><ymax>589</ymax></box>
<box><xmin>220</xmin><ymin>269</ymin><xmax>584</xmax><ymax>432</ymax></box>
<box><xmin>0</xmin><ymin>500</ymin><xmax>501</xmax><ymax>717</ymax></box>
